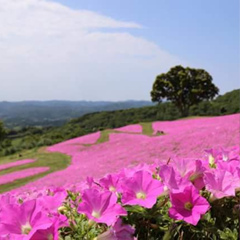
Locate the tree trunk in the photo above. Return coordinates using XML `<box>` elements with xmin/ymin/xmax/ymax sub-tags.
<box><xmin>180</xmin><ymin>107</ymin><xmax>189</xmax><ymax>118</ymax></box>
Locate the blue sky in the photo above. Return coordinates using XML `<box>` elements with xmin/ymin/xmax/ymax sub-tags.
<box><xmin>0</xmin><ymin>0</ymin><xmax>239</xmax><ymax>101</ymax></box>
<box><xmin>54</xmin><ymin>0</ymin><xmax>239</xmax><ymax>91</ymax></box>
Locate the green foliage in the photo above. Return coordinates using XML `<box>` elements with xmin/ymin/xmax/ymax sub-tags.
<box><xmin>189</xmin><ymin>89</ymin><xmax>240</xmax><ymax>116</ymax></box>
<box><xmin>0</xmin><ymin>121</ymin><xmax>6</xmax><ymax>143</ymax></box>
<box><xmin>151</xmin><ymin>65</ymin><xmax>219</xmax><ymax>117</ymax></box>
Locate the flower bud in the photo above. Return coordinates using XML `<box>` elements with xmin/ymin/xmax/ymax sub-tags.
<box><xmin>58</xmin><ymin>206</ymin><xmax>67</xmax><ymax>214</ymax></box>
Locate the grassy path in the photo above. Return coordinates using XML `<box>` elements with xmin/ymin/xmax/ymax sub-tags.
<box><xmin>0</xmin><ymin>148</ymin><xmax>70</xmax><ymax>193</ymax></box>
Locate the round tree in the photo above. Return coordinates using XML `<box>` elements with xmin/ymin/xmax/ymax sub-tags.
<box><xmin>151</xmin><ymin>65</ymin><xmax>219</xmax><ymax>117</ymax></box>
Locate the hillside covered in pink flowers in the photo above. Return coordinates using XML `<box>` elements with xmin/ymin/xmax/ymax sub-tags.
<box><xmin>4</xmin><ymin>113</ymin><xmax>238</xmax><ymax>194</ymax></box>
<box><xmin>0</xmin><ymin>114</ymin><xmax>239</xmax><ymax>239</ymax></box>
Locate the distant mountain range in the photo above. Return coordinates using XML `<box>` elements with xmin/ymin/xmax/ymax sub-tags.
<box><xmin>0</xmin><ymin>100</ymin><xmax>154</xmax><ymax>128</ymax></box>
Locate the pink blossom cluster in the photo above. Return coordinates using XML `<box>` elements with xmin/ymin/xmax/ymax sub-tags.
<box><xmin>47</xmin><ymin>131</ymin><xmax>101</xmax><ymax>156</ymax></box>
<box><xmin>0</xmin><ymin>146</ymin><xmax>239</xmax><ymax>239</ymax></box>
<box><xmin>0</xmin><ymin>167</ymin><xmax>49</xmax><ymax>185</ymax></box>
<box><xmin>0</xmin><ymin>188</ymin><xmax>67</xmax><ymax>239</ymax></box>
<box><xmin>11</xmin><ymin>114</ymin><xmax>239</xmax><ymax>191</ymax></box>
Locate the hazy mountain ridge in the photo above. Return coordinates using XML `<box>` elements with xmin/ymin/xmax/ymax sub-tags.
<box><xmin>0</xmin><ymin>100</ymin><xmax>154</xmax><ymax>127</ymax></box>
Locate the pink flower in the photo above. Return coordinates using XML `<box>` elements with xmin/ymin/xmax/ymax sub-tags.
<box><xmin>121</xmin><ymin>170</ymin><xmax>164</xmax><ymax>208</ymax></box>
<box><xmin>0</xmin><ymin>193</ymin><xmax>16</xmax><ymax>208</ymax></box>
<box><xmin>171</xmin><ymin>158</ymin><xmax>205</xmax><ymax>179</ymax></box>
<box><xmin>99</xmin><ymin>174</ymin><xmax>121</xmax><ymax>193</ymax></box>
<box><xmin>204</xmin><ymin>147</ymin><xmax>239</xmax><ymax>166</ymax></box>
<box><xmin>37</xmin><ymin>192</ymin><xmax>67</xmax><ymax>215</ymax></box>
<box><xmin>159</xmin><ymin>165</ymin><xmax>190</xmax><ymax>192</ymax></box>
<box><xmin>215</xmin><ymin>146</ymin><xmax>240</xmax><ymax>162</ymax></box>
<box><xmin>29</xmin><ymin>217</ymin><xmax>61</xmax><ymax>240</ymax></box>
<box><xmin>0</xmin><ymin>199</ymin><xmax>54</xmax><ymax>239</ymax></box>
<box><xmin>169</xmin><ymin>185</ymin><xmax>210</xmax><ymax>226</ymax></box>
<box><xmin>78</xmin><ymin>189</ymin><xmax>127</xmax><ymax>226</ymax></box>
<box><xmin>46</xmin><ymin>186</ymin><xmax>66</xmax><ymax>196</ymax></box>
<box><xmin>204</xmin><ymin>169</ymin><xmax>239</xmax><ymax>199</ymax></box>
<box><xmin>96</xmin><ymin>218</ymin><xmax>135</xmax><ymax>240</ymax></box>
<box><xmin>217</xmin><ymin>160</ymin><xmax>240</xmax><ymax>175</ymax></box>
<box><xmin>169</xmin><ymin>159</ymin><xmax>206</xmax><ymax>190</ymax></box>
<box><xmin>204</xmin><ymin>148</ymin><xmax>220</xmax><ymax>166</ymax></box>
<box><xmin>86</xmin><ymin>176</ymin><xmax>96</xmax><ymax>188</ymax></box>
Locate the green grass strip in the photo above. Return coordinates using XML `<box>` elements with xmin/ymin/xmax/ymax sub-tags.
<box><xmin>0</xmin><ymin>148</ymin><xmax>70</xmax><ymax>193</ymax></box>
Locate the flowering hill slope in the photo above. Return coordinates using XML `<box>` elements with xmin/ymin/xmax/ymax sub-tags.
<box><xmin>8</xmin><ymin>113</ymin><xmax>239</xmax><ymax>193</ymax></box>
<box><xmin>0</xmin><ymin>114</ymin><xmax>239</xmax><ymax>239</ymax></box>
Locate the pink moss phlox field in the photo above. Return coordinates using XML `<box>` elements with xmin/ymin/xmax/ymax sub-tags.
<box><xmin>47</xmin><ymin>131</ymin><xmax>101</xmax><ymax>156</ymax></box>
<box><xmin>0</xmin><ymin>167</ymin><xmax>49</xmax><ymax>185</ymax></box>
<box><xmin>0</xmin><ymin>159</ymin><xmax>35</xmax><ymax>171</ymax></box>
<box><xmin>9</xmin><ymin>114</ymin><xmax>239</xmax><ymax>192</ymax></box>
<box><xmin>114</xmin><ymin>124</ymin><xmax>143</xmax><ymax>133</ymax></box>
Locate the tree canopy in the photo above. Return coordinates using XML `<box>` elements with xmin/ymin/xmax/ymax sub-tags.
<box><xmin>151</xmin><ymin>65</ymin><xmax>219</xmax><ymax>117</ymax></box>
<box><xmin>0</xmin><ymin>121</ymin><xmax>6</xmax><ymax>143</ymax></box>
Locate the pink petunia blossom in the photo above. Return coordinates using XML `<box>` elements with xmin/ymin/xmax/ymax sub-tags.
<box><xmin>0</xmin><ymin>199</ymin><xmax>54</xmax><ymax>239</ymax></box>
<box><xmin>29</xmin><ymin>216</ymin><xmax>61</xmax><ymax>240</ymax></box>
<box><xmin>121</xmin><ymin>170</ymin><xmax>164</xmax><ymax>208</ymax></box>
<box><xmin>85</xmin><ymin>176</ymin><xmax>101</xmax><ymax>190</ymax></box>
<box><xmin>217</xmin><ymin>160</ymin><xmax>240</xmax><ymax>175</ymax></box>
<box><xmin>37</xmin><ymin>192</ymin><xmax>67</xmax><ymax>215</ymax></box>
<box><xmin>169</xmin><ymin>185</ymin><xmax>210</xmax><ymax>226</ymax></box>
<box><xmin>170</xmin><ymin>158</ymin><xmax>205</xmax><ymax>180</ymax></box>
<box><xmin>96</xmin><ymin>218</ymin><xmax>135</xmax><ymax>240</ymax></box>
<box><xmin>204</xmin><ymin>169</ymin><xmax>239</xmax><ymax>199</ymax></box>
<box><xmin>0</xmin><ymin>193</ymin><xmax>16</xmax><ymax>208</ymax></box>
<box><xmin>159</xmin><ymin>165</ymin><xmax>191</xmax><ymax>192</ymax></box>
<box><xmin>78</xmin><ymin>189</ymin><xmax>127</xmax><ymax>226</ymax></box>
<box><xmin>204</xmin><ymin>148</ymin><xmax>220</xmax><ymax>167</ymax></box>
<box><xmin>99</xmin><ymin>174</ymin><xmax>121</xmax><ymax>193</ymax></box>
<box><xmin>168</xmin><ymin>158</ymin><xmax>206</xmax><ymax>190</ymax></box>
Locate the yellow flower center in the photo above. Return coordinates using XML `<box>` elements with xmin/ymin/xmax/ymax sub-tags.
<box><xmin>208</xmin><ymin>154</ymin><xmax>214</xmax><ymax>164</ymax></box>
<box><xmin>136</xmin><ymin>191</ymin><xmax>146</xmax><ymax>199</ymax></box>
<box><xmin>48</xmin><ymin>234</ymin><xmax>54</xmax><ymax>240</ymax></box>
<box><xmin>109</xmin><ymin>186</ymin><xmax>116</xmax><ymax>192</ymax></box>
<box><xmin>21</xmin><ymin>222</ymin><xmax>32</xmax><ymax>235</ymax></box>
<box><xmin>92</xmin><ymin>210</ymin><xmax>101</xmax><ymax>219</ymax></box>
<box><xmin>163</xmin><ymin>185</ymin><xmax>168</xmax><ymax>192</ymax></box>
<box><xmin>58</xmin><ymin>206</ymin><xmax>67</xmax><ymax>214</ymax></box>
<box><xmin>184</xmin><ymin>202</ymin><xmax>193</xmax><ymax>211</ymax></box>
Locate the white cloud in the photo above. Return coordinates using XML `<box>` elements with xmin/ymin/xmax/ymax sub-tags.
<box><xmin>0</xmin><ymin>0</ymin><xmax>183</xmax><ymax>101</ymax></box>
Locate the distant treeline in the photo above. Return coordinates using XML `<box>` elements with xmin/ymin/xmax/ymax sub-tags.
<box><xmin>0</xmin><ymin>100</ymin><xmax>154</xmax><ymax>128</ymax></box>
<box><xmin>0</xmin><ymin>89</ymin><xmax>239</xmax><ymax>156</ymax></box>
